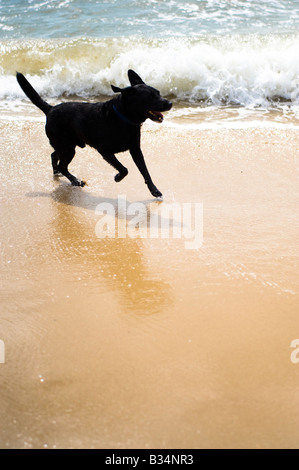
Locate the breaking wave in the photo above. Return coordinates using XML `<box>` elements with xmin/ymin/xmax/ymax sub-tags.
<box><xmin>1</xmin><ymin>34</ymin><xmax>299</xmax><ymax>108</ymax></box>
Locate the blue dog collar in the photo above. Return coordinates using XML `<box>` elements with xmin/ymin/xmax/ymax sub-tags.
<box><xmin>112</xmin><ymin>104</ymin><xmax>140</xmax><ymax>127</ymax></box>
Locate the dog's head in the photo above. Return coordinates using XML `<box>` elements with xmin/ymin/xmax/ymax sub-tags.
<box><xmin>111</xmin><ymin>70</ymin><xmax>172</xmax><ymax>124</ymax></box>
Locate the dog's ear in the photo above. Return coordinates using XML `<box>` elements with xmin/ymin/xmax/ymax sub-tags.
<box><xmin>111</xmin><ymin>85</ymin><xmax>123</xmax><ymax>93</ymax></box>
<box><xmin>111</xmin><ymin>85</ymin><xmax>136</xmax><ymax>96</ymax></box>
<box><xmin>128</xmin><ymin>70</ymin><xmax>145</xmax><ymax>86</ymax></box>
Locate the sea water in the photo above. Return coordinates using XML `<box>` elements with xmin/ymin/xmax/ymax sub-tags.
<box><xmin>0</xmin><ymin>0</ymin><xmax>299</xmax><ymax>128</ymax></box>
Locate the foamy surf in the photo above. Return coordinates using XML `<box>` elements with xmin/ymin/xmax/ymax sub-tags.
<box><xmin>1</xmin><ymin>34</ymin><xmax>299</xmax><ymax>108</ymax></box>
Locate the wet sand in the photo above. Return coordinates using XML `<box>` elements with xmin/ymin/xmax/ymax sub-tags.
<box><xmin>0</xmin><ymin>118</ymin><xmax>298</xmax><ymax>449</ymax></box>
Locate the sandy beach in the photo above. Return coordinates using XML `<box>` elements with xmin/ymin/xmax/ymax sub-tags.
<box><xmin>0</xmin><ymin>117</ymin><xmax>298</xmax><ymax>449</ymax></box>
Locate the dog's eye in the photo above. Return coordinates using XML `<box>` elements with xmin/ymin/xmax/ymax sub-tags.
<box><xmin>151</xmin><ymin>90</ymin><xmax>160</xmax><ymax>98</ymax></box>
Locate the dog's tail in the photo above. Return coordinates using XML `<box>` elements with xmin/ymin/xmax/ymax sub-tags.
<box><xmin>16</xmin><ymin>72</ymin><xmax>52</xmax><ymax>115</ymax></box>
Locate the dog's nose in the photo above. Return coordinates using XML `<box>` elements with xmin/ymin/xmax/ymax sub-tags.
<box><xmin>164</xmin><ymin>101</ymin><xmax>172</xmax><ymax>111</ymax></box>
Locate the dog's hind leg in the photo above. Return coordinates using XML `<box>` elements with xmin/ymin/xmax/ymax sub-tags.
<box><xmin>55</xmin><ymin>146</ymin><xmax>86</xmax><ymax>187</ymax></box>
<box><xmin>100</xmin><ymin>151</ymin><xmax>128</xmax><ymax>182</ymax></box>
<box><xmin>51</xmin><ymin>151</ymin><xmax>61</xmax><ymax>175</ymax></box>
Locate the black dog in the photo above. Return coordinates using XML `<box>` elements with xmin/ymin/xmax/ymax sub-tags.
<box><xmin>16</xmin><ymin>70</ymin><xmax>172</xmax><ymax>198</ymax></box>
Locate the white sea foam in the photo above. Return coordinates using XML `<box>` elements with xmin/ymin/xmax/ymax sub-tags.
<box><xmin>1</xmin><ymin>35</ymin><xmax>299</xmax><ymax>129</ymax></box>
<box><xmin>1</xmin><ymin>35</ymin><xmax>299</xmax><ymax>109</ymax></box>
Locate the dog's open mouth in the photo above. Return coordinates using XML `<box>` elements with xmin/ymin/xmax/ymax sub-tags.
<box><xmin>146</xmin><ymin>110</ymin><xmax>164</xmax><ymax>123</ymax></box>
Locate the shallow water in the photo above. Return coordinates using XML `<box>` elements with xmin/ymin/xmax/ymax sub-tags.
<box><xmin>0</xmin><ymin>119</ymin><xmax>298</xmax><ymax>448</ymax></box>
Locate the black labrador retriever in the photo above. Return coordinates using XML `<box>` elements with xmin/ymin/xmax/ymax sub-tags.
<box><xmin>16</xmin><ymin>70</ymin><xmax>172</xmax><ymax>198</ymax></box>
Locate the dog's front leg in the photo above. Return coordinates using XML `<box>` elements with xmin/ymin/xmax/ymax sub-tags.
<box><xmin>100</xmin><ymin>151</ymin><xmax>128</xmax><ymax>182</ymax></box>
<box><xmin>129</xmin><ymin>147</ymin><xmax>162</xmax><ymax>198</ymax></box>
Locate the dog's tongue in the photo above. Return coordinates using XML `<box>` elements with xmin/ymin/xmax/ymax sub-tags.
<box><xmin>148</xmin><ymin>110</ymin><xmax>164</xmax><ymax>123</ymax></box>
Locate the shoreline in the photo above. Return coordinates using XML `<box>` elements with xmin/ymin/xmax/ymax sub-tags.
<box><xmin>0</xmin><ymin>118</ymin><xmax>298</xmax><ymax>449</ymax></box>
<box><xmin>1</xmin><ymin>106</ymin><xmax>299</xmax><ymax>131</ymax></box>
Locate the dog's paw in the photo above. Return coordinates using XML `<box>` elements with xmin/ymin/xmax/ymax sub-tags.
<box><xmin>114</xmin><ymin>173</ymin><xmax>123</xmax><ymax>183</ymax></box>
<box><xmin>72</xmin><ymin>179</ymin><xmax>86</xmax><ymax>187</ymax></box>
<box><xmin>114</xmin><ymin>169</ymin><xmax>128</xmax><ymax>182</ymax></box>
<box><xmin>150</xmin><ymin>187</ymin><xmax>163</xmax><ymax>198</ymax></box>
